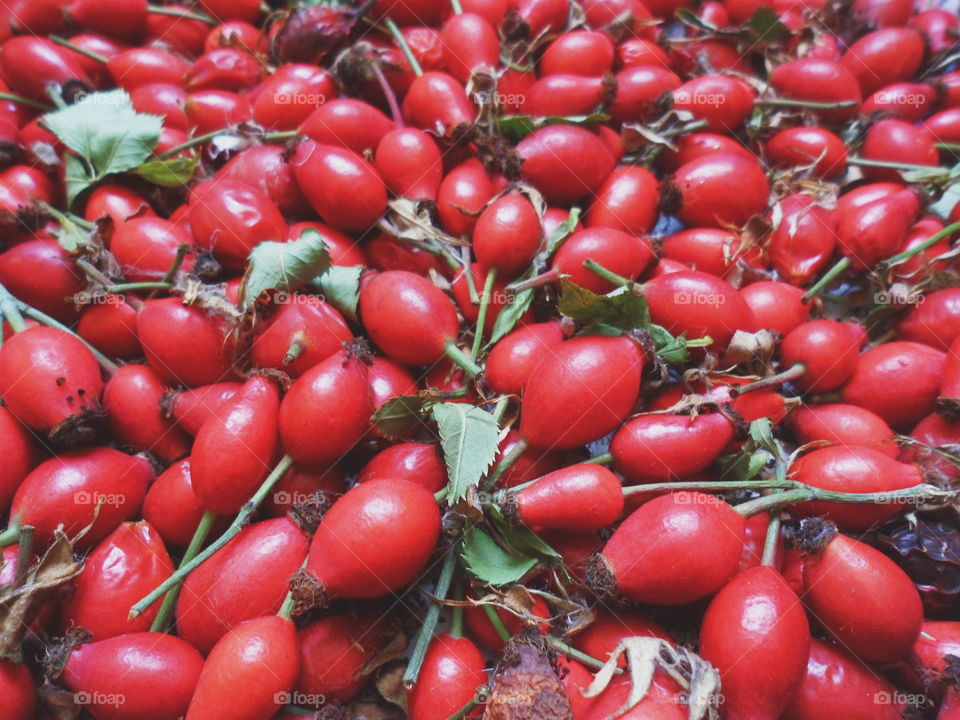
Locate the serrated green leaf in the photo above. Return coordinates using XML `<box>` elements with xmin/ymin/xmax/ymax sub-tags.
<box><xmin>432</xmin><ymin>403</ymin><xmax>500</xmax><ymax>505</ymax></box>
<box><xmin>487</xmin><ymin>506</ymin><xmax>562</xmax><ymax>562</ymax></box>
<box><xmin>499</xmin><ymin>113</ymin><xmax>609</xmax><ymax>140</ymax></box>
<box><xmin>239</xmin><ymin>229</ymin><xmax>331</xmax><ymax>309</ymax></box>
<box><xmin>559</xmin><ymin>281</ymin><xmax>650</xmax><ymax>331</ymax></box>
<box><xmin>132</xmin><ymin>154</ymin><xmax>200</xmax><ymax>187</ymax></box>
<box><xmin>461</xmin><ymin>526</ymin><xmax>537</xmax><ymax>586</ymax></box>
<box><xmin>544</xmin><ymin>206</ymin><xmax>581</xmax><ymax>257</ymax></box>
<box><xmin>371</xmin><ymin>395</ymin><xmax>428</xmax><ymax>439</ymax></box>
<box><xmin>45</xmin><ymin>90</ymin><xmax>162</xmax><ymax>205</ymax></box>
<box><xmin>315</xmin><ymin>264</ymin><xmax>363</xmax><ymax>322</ymax></box>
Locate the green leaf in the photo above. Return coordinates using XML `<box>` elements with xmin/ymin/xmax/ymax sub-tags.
<box><xmin>44</xmin><ymin>90</ymin><xmax>163</xmax><ymax>205</ymax></box>
<box><xmin>488</xmin><ymin>288</ymin><xmax>535</xmax><ymax>346</ymax></box>
<box><xmin>315</xmin><ymin>264</ymin><xmax>363</xmax><ymax>322</ymax></box>
<box><xmin>131</xmin><ymin>154</ymin><xmax>200</xmax><ymax>187</ymax></box>
<box><xmin>498</xmin><ymin>113</ymin><xmax>609</xmax><ymax>140</ymax></box>
<box><xmin>675</xmin><ymin>7</ymin><xmax>717</xmax><ymax>31</ymax></box>
<box><xmin>544</xmin><ymin>207</ymin><xmax>581</xmax><ymax>257</ymax></box>
<box><xmin>487</xmin><ymin>506</ymin><xmax>562</xmax><ymax>563</ymax></box>
<box><xmin>239</xmin><ymin>229</ymin><xmax>331</xmax><ymax>310</ymax></box>
<box><xmin>371</xmin><ymin>395</ymin><xmax>428</xmax><ymax>439</ymax></box>
<box><xmin>432</xmin><ymin>403</ymin><xmax>500</xmax><ymax>505</ymax></box>
<box><xmin>461</xmin><ymin>526</ymin><xmax>537</xmax><ymax>586</ymax></box>
<box><xmin>748</xmin><ymin>418</ymin><xmax>777</xmax><ymax>455</ymax></box>
<box><xmin>648</xmin><ymin>325</ymin><xmax>688</xmax><ymax>365</ymax></box>
<box><xmin>719</xmin><ymin>448</ymin><xmax>772</xmax><ymax>482</ymax></box>
<box><xmin>929</xmin><ymin>183</ymin><xmax>960</xmax><ymax>220</ymax></box>
<box><xmin>558</xmin><ymin>281</ymin><xmax>650</xmax><ymax>331</ymax></box>
<box><xmin>747</xmin><ymin>7</ymin><xmax>790</xmax><ymax>44</ymax></box>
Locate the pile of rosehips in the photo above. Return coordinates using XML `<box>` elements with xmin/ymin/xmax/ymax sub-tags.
<box><xmin>0</xmin><ymin>0</ymin><xmax>959</xmax><ymax>717</ymax></box>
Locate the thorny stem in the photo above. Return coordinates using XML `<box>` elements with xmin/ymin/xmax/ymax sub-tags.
<box><xmin>149</xmin><ymin>510</ymin><xmax>217</xmax><ymax>633</ymax></box>
<box><xmin>130</xmin><ymin>455</ymin><xmax>295</xmax><ymax>618</ymax></box>
<box><xmin>733</xmin><ymin>483</ymin><xmax>952</xmax><ymax>517</ymax></box>
<box><xmin>471</xmin><ymin>267</ymin><xmax>498</xmax><ymax>358</ymax></box>
<box><xmin>404</xmin><ymin>545</ymin><xmax>460</xmax><ymax>687</ymax></box>
<box><xmin>621</xmin><ymin>479</ymin><xmax>797</xmax><ymax>496</ymax></box>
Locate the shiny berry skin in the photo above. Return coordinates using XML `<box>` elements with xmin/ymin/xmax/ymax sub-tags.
<box><xmin>861</xmin><ymin>119</ymin><xmax>939</xmax><ymax>182</ymax></box>
<box><xmin>517</xmin><ymin>125</ymin><xmax>616</xmax><ymax>205</ymax></box>
<box><xmin>840</xmin><ymin>27</ymin><xmax>925</xmax><ymax>95</ymax></box>
<box><xmin>62</xmin><ymin>521</ymin><xmax>173</xmax><ymax>640</ymax></box>
<box><xmin>176</xmin><ymin>517</ymin><xmax>308</xmax><ymax>655</ymax></box>
<box><xmin>168</xmin><ymin>382</ymin><xmax>242</xmax><ymax>437</ymax></box>
<box><xmin>142</xmin><ymin>459</ymin><xmax>211</xmax><ymax>551</ymax></box>
<box><xmin>440</xmin><ymin>12</ymin><xmax>499</xmax><ymax>84</ymax></box>
<box><xmin>359</xmin><ymin>270</ymin><xmax>460</xmax><ymax>366</ymax></box>
<box><xmin>0</xmin><ymin>326</ymin><xmax>104</xmax><ymax>445</ymax></box>
<box><xmin>10</xmin><ymin>448</ymin><xmax>153</xmax><ymax>549</ymax></box>
<box><xmin>740</xmin><ymin>281</ymin><xmax>808</xmax><ymax>336</ymax></box>
<box><xmin>767</xmin><ymin>194</ymin><xmax>837</xmax><ymax>286</ymax></box>
<box><xmin>408</xmin><ymin>634</ymin><xmax>487</xmax><ymax>720</ymax></box>
<box><xmin>700</xmin><ymin>566</ymin><xmax>810</xmax><ymax>720</ymax></box>
<box><xmin>473</xmin><ymin>192</ymin><xmax>542</xmax><ymax>277</ymax></box>
<box><xmin>77</xmin><ymin>296</ymin><xmax>142</xmax><ymax>361</ymax></box>
<box><xmin>841</xmin><ymin>341</ymin><xmax>946</xmax><ymax>430</ymax></box>
<box><xmin>672</xmin><ymin>74</ymin><xmax>756</xmax><ymax>131</ymax></box>
<box><xmin>765</xmin><ymin>126</ymin><xmax>847</xmax><ymax>179</ymax></box>
<box><xmin>0</xmin><ymin>406</ymin><xmax>38</xmax><ymax>514</ymax></box>
<box><xmin>520</xmin><ymin>335</ymin><xmax>644</xmax><ymax>450</ymax></box>
<box><xmin>401</xmin><ymin>71</ymin><xmax>474</xmax><ymax>132</ymax></box>
<box><xmin>304</xmin><ymin>478</ymin><xmax>441</xmax><ymax>602</ymax></box>
<box><xmin>0</xmin><ymin>660</ymin><xmax>35</xmax><ymax>720</ymax></box>
<box><xmin>552</xmin><ymin>227</ymin><xmax>654</xmax><ymax>293</ymax></box>
<box><xmin>781</xmin><ymin>320</ymin><xmax>866</xmax><ymax>393</ymax></box>
<box><xmin>644</xmin><ymin>270</ymin><xmax>756</xmax><ymax>349</ymax></box>
<box><xmin>596</xmin><ymin>492</ymin><xmax>746</xmax><ymax>605</ymax></box>
<box><xmin>769</xmin><ymin>58</ymin><xmax>861</xmax><ymax>122</ymax></box>
<box><xmin>291</xmin><ymin>139</ymin><xmax>388</xmax><ymax>232</ymax></box>
<box><xmin>375</xmin><ymin>128</ymin><xmax>443</xmax><ymax>201</ymax></box>
<box><xmin>185</xmin><ymin>615</ymin><xmax>300</xmax><ymax>720</ymax></box>
<box><xmin>672</xmin><ymin>152</ymin><xmax>770</xmax><ymax>228</ymax></box>
<box><xmin>611</xmin><ymin>413</ymin><xmax>736</xmax><ymax>483</ymax></box>
<box><xmin>64</xmin><ymin>633</ymin><xmax>203</xmax><ymax>720</ymax></box>
<box><xmin>788</xmin><ymin>403</ymin><xmax>897</xmax><ymax>458</ymax></box>
<box><xmin>540</xmin><ymin>30</ymin><xmax>615</xmax><ymax>76</ymax></box>
<box><xmin>191</xmin><ymin>375</ymin><xmax>280</xmax><ymax>516</ymax></box>
<box><xmin>0</xmin><ymin>239</ymin><xmax>84</xmax><ymax>323</ymax></box>
<box><xmin>789</xmin><ymin>446</ymin><xmax>923</xmax><ymax>531</ymax></box>
<box><xmin>436</xmin><ymin>158</ymin><xmax>497</xmax><ymax>237</ymax></box>
<box><xmin>357</xmin><ymin>442</ymin><xmax>447</xmax><ymax>493</ymax></box>
<box><xmin>898</xmin><ymin>288</ymin><xmax>960</xmax><ymax>350</ymax></box>
<box><xmin>103</xmin><ymin>364</ymin><xmax>190</xmax><ymax>462</ymax></box>
<box><xmin>509</xmin><ymin>464</ymin><xmax>623</xmax><ymax>531</ymax></box>
<box><xmin>586</xmin><ymin>166</ymin><xmax>660</xmax><ymax>235</ymax></box>
<box><xmin>251</xmin><ymin>296</ymin><xmax>351</xmax><ymax>377</ymax></box>
<box><xmin>660</xmin><ymin>227</ymin><xmax>756</xmax><ymax>280</ymax></box>
<box><xmin>279</xmin><ymin>349</ymin><xmax>372</xmax><ymax>468</ymax></box>
<box><xmin>802</xmin><ymin>532</ymin><xmax>922</xmax><ymax>663</ymax></box>
<box><xmin>300</xmin><ymin>98</ymin><xmax>396</xmax><ymax>154</ymax></box>
<box><xmin>486</xmin><ymin>321</ymin><xmax>565</xmax><ymax>395</ymax></box>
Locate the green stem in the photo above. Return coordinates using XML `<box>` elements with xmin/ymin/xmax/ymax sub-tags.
<box><xmin>444</xmin><ymin>697</ymin><xmax>479</xmax><ymax>720</ymax></box>
<box><xmin>450</xmin><ymin>0</ymin><xmax>463</xmax><ymax>12</ymax></box>
<box><xmin>278</xmin><ymin>557</ymin><xmax>308</xmax><ymax>620</ymax></box>
<box><xmin>147</xmin><ymin>3</ymin><xmax>216</xmax><ymax>23</ymax></box>
<box><xmin>149</xmin><ymin>510</ymin><xmax>216</xmax><ymax>633</ymax></box>
<box><xmin>451</xmin><ymin>573</ymin><xmax>464</xmax><ymax>639</ymax></box>
<box><xmin>0</xmin><ymin>92</ymin><xmax>50</xmax><ymax>111</ymax></box>
<box><xmin>733</xmin><ymin>364</ymin><xmax>806</xmax><ymax>395</ymax></box>
<box><xmin>263</xmin><ymin>130</ymin><xmax>299</xmax><ymax>142</ymax></box>
<box><xmin>15</xmin><ymin>302</ymin><xmax>119</xmax><ymax>373</ymax></box>
<box><xmin>14</xmin><ymin>526</ymin><xmax>33</xmax><ymax>586</ymax></box>
<box><xmin>936</xmin><ymin>143</ymin><xmax>960</xmax><ymax>152</ymax></box>
<box><xmin>385</xmin><ymin>18</ymin><xmax>423</xmax><ymax>77</ymax></box>
<box><xmin>157</xmin><ymin>129</ymin><xmax>225</xmax><ymax>159</ymax></box>
<box><xmin>582</xmin><ymin>258</ymin><xmax>632</xmax><ymax>288</ymax></box>
<box><xmin>471</xmin><ymin>267</ymin><xmax>497</xmax><ymax>358</ymax></box>
<box><xmin>0</xmin><ymin>522</ymin><xmax>21</xmax><ymax>549</ymax></box>
<box><xmin>756</xmin><ymin>97</ymin><xmax>859</xmax><ymax>110</ymax></box>
<box><xmin>546</xmin><ymin>637</ymin><xmax>611</xmax><ymax>671</ymax></box>
<box><xmin>802</xmin><ymin>257</ymin><xmax>850</xmax><ymax>301</ymax></box>
<box><xmin>0</xmin><ymin>283</ymin><xmax>27</xmax><ymax>333</ymax></box>
<box><xmin>733</xmin><ymin>483</ymin><xmax>950</xmax><ymax>517</ymax></box>
<box><xmin>152</xmin><ymin>244</ymin><xmax>189</xmax><ymax>298</ymax></box>
<box><xmin>586</xmin><ymin>452</ymin><xmax>613</xmax><ymax>465</ymax></box>
<box><xmin>49</xmin><ymin>36</ymin><xmax>108</xmax><ymax>64</ymax></box>
<box><xmin>403</xmin><ymin>545</ymin><xmax>460</xmax><ymax>687</ymax></box>
<box><xmin>883</xmin><ymin>220</ymin><xmax>960</xmax><ymax>267</ymax></box>
<box><xmin>484</xmin><ymin>437</ymin><xmax>527</xmax><ymax>489</ymax></box>
<box><xmin>482</xmin><ymin>603</ymin><xmax>511</xmax><ymax>643</ymax></box>
<box><xmin>622</xmin><ymin>479</ymin><xmax>796</xmax><ymax>496</ymax></box>
<box><xmin>846</xmin><ymin>157</ymin><xmax>946</xmax><ymax>174</ymax></box>
<box><xmin>130</xmin><ymin>455</ymin><xmax>295</xmax><ymax>618</ymax></box>
<box><xmin>463</xmin><ymin>250</ymin><xmax>479</xmax><ymax>304</ymax></box>
<box><xmin>443</xmin><ymin>341</ymin><xmax>483</xmax><ymax>379</ymax></box>
<box><xmin>107</xmin><ymin>281</ymin><xmax>172</xmax><ymax>293</ymax></box>
<box><xmin>760</xmin><ymin>513</ymin><xmax>780</xmax><ymax>567</ymax></box>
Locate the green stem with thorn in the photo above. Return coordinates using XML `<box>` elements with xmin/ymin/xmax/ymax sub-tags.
<box><xmin>130</xmin><ymin>455</ymin><xmax>295</xmax><ymax>619</ymax></box>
